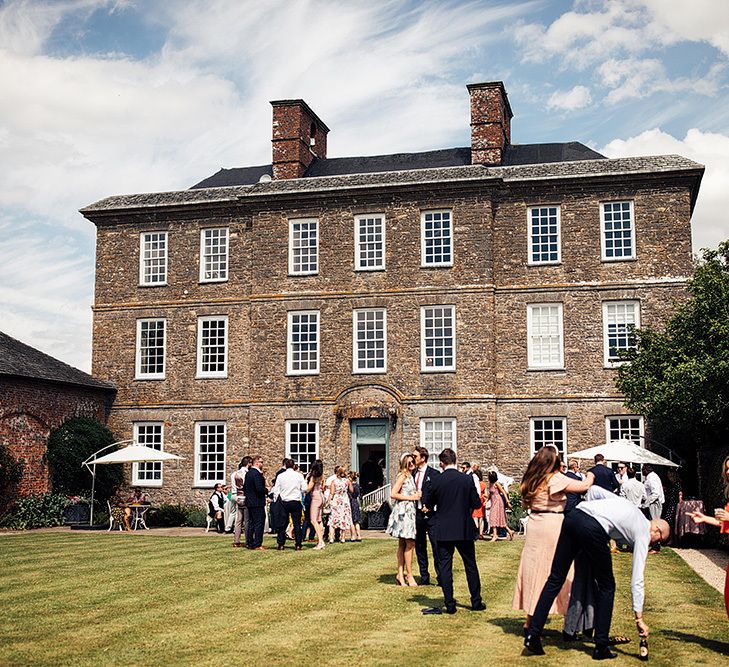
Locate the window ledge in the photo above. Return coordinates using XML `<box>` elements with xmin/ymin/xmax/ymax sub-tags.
<box><xmin>199</xmin><ymin>278</ymin><xmax>229</xmax><ymax>284</ymax></box>
<box><xmin>195</xmin><ymin>374</ymin><xmax>229</xmax><ymax>380</ymax></box>
<box><xmin>601</xmin><ymin>257</ymin><xmax>637</xmax><ymax>263</ymax></box>
<box><xmin>134</xmin><ymin>376</ymin><xmax>166</xmax><ymax>381</ymax></box>
<box><xmin>138</xmin><ymin>283</ymin><xmax>168</xmax><ymax>288</ymax></box>
<box><xmin>526</xmin><ymin>367</ymin><xmax>566</xmax><ymax>372</ymax></box>
<box><xmin>420</xmin><ymin>368</ymin><xmax>457</xmax><ymax>374</ymax></box>
<box><xmin>352</xmin><ymin>369</ymin><xmax>387</xmax><ymax>375</ymax></box>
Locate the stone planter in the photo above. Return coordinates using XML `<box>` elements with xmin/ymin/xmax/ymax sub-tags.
<box><xmin>363</xmin><ymin>503</ymin><xmax>391</xmax><ymax>530</ymax></box>
<box><xmin>63</xmin><ymin>502</ymin><xmax>91</xmax><ymax>525</ymax></box>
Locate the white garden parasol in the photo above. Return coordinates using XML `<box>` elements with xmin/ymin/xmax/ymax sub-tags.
<box><xmin>568</xmin><ymin>440</ymin><xmax>680</xmax><ymax>467</ymax></box>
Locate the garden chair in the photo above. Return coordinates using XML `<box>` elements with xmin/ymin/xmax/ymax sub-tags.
<box><xmin>106</xmin><ymin>501</ymin><xmax>123</xmax><ymax>532</ymax></box>
<box><xmin>205</xmin><ymin>500</ymin><xmax>214</xmax><ymax>532</ymax></box>
<box><xmin>519</xmin><ymin>515</ymin><xmax>529</xmax><ymax>535</ymax></box>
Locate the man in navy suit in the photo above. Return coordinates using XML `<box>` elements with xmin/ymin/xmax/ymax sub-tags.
<box><xmin>412</xmin><ymin>446</ymin><xmax>441</xmax><ymax>585</ymax></box>
<box><xmin>588</xmin><ymin>453</ymin><xmax>619</xmax><ymax>493</ymax></box>
<box><xmin>243</xmin><ymin>455</ymin><xmax>268</xmax><ymax>550</ymax></box>
<box><xmin>421</xmin><ymin>448</ymin><xmax>485</xmax><ymax>615</ymax></box>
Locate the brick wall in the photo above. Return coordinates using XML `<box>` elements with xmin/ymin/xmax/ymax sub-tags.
<box><xmin>0</xmin><ymin>377</ymin><xmax>114</xmax><ymax>496</ymax></box>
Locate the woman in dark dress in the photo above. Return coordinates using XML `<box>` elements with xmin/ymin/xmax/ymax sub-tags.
<box><xmin>349</xmin><ymin>471</ymin><xmax>362</xmax><ymax>542</ymax></box>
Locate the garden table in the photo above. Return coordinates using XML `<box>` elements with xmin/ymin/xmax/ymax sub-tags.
<box><xmin>129</xmin><ymin>504</ymin><xmax>150</xmax><ymax>531</ymax></box>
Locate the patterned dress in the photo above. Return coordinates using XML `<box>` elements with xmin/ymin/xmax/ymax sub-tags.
<box><xmin>329</xmin><ymin>477</ymin><xmax>353</xmax><ymax>530</ymax></box>
<box><xmin>386</xmin><ymin>475</ymin><xmax>417</xmax><ymax>539</ymax></box>
<box><xmin>349</xmin><ymin>482</ymin><xmax>361</xmax><ymax>524</ymax></box>
<box><xmin>488</xmin><ymin>483</ymin><xmax>508</xmax><ymax>528</ymax></box>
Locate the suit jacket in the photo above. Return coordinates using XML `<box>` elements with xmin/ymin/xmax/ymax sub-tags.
<box><xmin>243</xmin><ymin>467</ymin><xmax>267</xmax><ymax>508</ymax></box>
<box><xmin>588</xmin><ymin>463</ymin><xmax>619</xmax><ymax>493</ymax></box>
<box><xmin>564</xmin><ymin>470</ymin><xmax>584</xmax><ymax>513</ymax></box>
<box><xmin>416</xmin><ymin>465</ymin><xmax>440</xmax><ymax>514</ymax></box>
<box><xmin>426</xmin><ymin>468</ymin><xmax>481</xmax><ymax>542</ymax></box>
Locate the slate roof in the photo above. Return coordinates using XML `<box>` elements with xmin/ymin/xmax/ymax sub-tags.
<box><xmin>81</xmin><ymin>154</ymin><xmax>704</xmax><ymax>215</ymax></box>
<box><xmin>190</xmin><ymin>143</ymin><xmax>605</xmax><ymax>189</ymax></box>
<box><xmin>0</xmin><ymin>331</ymin><xmax>115</xmax><ymax>391</ymax></box>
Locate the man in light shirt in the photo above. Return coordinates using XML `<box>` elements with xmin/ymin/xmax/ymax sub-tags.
<box><xmin>525</xmin><ymin>485</ymin><xmax>670</xmax><ymax>660</ymax></box>
<box><xmin>641</xmin><ymin>464</ymin><xmax>665</xmax><ymax>519</ymax></box>
<box><xmin>232</xmin><ymin>456</ymin><xmax>252</xmax><ymax>548</ymax></box>
<box><xmin>271</xmin><ymin>458</ymin><xmax>307</xmax><ymax>551</ymax></box>
<box><xmin>620</xmin><ymin>467</ymin><xmax>646</xmax><ymax>507</ymax></box>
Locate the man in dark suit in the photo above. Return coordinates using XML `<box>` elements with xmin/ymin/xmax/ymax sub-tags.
<box><xmin>588</xmin><ymin>453</ymin><xmax>619</xmax><ymax>493</ymax></box>
<box><xmin>421</xmin><ymin>448</ymin><xmax>485</xmax><ymax>615</ymax></box>
<box><xmin>412</xmin><ymin>446</ymin><xmax>441</xmax><ymax>585</ymax></box>
<box><xmin>244</xmin><ymin>455</ymin><xmax>268</xmax><ymax>550</ymax></box>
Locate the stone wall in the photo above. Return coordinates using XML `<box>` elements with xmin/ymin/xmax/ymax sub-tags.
<box><xmin>0</xmin><ymin>377</ymin><xmax>114</xmax><ymax>496</ymax></box>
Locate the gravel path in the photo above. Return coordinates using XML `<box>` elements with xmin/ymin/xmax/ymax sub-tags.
<box><xmin>673</xmin><ymin>547</ymin><xmax>728</xmax><ymax>594</ymax></box>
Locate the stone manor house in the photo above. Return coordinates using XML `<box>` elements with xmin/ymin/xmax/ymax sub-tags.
<box><xmin>81</xmin><ymin>82</ymin><xmax>703</xmax><ymax>504</ymax></box>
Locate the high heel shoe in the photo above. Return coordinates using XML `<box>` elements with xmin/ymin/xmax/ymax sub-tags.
<box><xmin>395</xmin><ymin>575</ymin><xmax>406</xmax><ymax>587</ymax></box>
<box><xmin>407</xmin><ymin>577</ymin><xmax>418</xmax><ymax>587</ymax></box>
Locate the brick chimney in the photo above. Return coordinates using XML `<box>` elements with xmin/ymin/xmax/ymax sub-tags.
<box><xmin>467</xmin><ymin>82</ymin><xmax>513</xmax><ymax>165</ymax></box>
<box><xmin>270</xmin><ymin>99</ymin><xmax>329</xmax><ymax>179</ymax></box>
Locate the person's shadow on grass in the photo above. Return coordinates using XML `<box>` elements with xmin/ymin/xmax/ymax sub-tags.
<box><xmin>663</xmin><ymin>630</ymin><xmax>729</xmax><ymax>655</ymax></box>
<box><xmin>487</xmin><ymin>617</ymin><xmax>596</xmax><ymax>656</ymax></box>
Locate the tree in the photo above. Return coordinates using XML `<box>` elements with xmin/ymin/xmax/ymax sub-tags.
<box><xmin>46</xmin><ymin>417</ymin><xmax>122</xmax><ymax>500</ymax></box>
<box><xmin>616</xmin><ymin>241</ymin><xmax>729</xmax><ymax>495</ymax></box>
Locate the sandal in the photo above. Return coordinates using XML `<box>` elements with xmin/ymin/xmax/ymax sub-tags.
<box><xmin>608</xmin><ymin>635</ymin><xmax>631</xmax><ymax>645</ymax></box>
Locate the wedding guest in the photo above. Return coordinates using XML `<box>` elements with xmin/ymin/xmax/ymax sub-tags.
<box><xmin>271</xmin><ymin>458</ymin><xmax>307</xmax><ymax>551</ymax></box>
<box><xmin>487</xmin><ymin>470</ymin><xmax>513</xmax><ymax>541</ymax></box>
<box><xmin>688</xmin><ymin>454</ymin><xmax>729</xmax><ymax>619</ymax></box>
<box><xmin>244</xmin><ymin>455</ymin><xmax>268</xmax><ymax>550</ymax></box>
<box><xmin>386</xmin><ymin>453</ymin><xmax>420</xmax><ymax>587</ymax></box>
<box><xmin>513</xmin><ymin>446</ymin><xmax>594</xmax><ymax>636</ymax></box>
<box><xmin>642</xmin><ymin>464</ymin><xmax>665</xmax><ymax>553</ymax></box>
<box><xmin>232</xmin><ymin>456</ymin><xmax>252</xmax><ymax>548</ymax></box>
<box><xmin>349</xmin><ymin>471</ymin><xmax>362</xmax><ymax>542</ymax></box>
<box><xmin>110</xmin><ymin>485</ymin><xmax>131</xmax><ymax>531</ymax></box>
<box><xmin>328</xmin><ymin>466</ymin><xmax>353</xmax><ymax>544</ymax></box>
<box><xmin>588</xmin><ymin>454</ymin><xmax>619</xmax><ymax>492</ymax></box>
<box><xmin>307</xmin><ymin>461</ymin><xmax>326</xmax><ymax>550</ymax></box>
<box><xmin>620</xmin><ymin>467</ymin><xmax>646</xmax><ymax>507</ymax></box>
<box><xmin>525</xmin><ymin>485</ymin><xmax>671</xmax><ymax>659</ymax></box>
<box><xmin>615</xmin><ymin>462</ymin><xmax>629</xmax><ymax>486</ymax></box>
<box><xmin>412</xmin><ymin>445</ymin><xmax>441</xmax><ymax>585</ymax></box>
<box><xmin>472</xmin><ymin>469</ymin><xmax>486</xmax><ymax>538</ymax></box>
<box><xmin>568</xmin><ymin>459</ymin><xmax>584</xmax><ymax>480</ymax></box>
<box><xmin>421</xmin><ymin>448</ymin><xmax>485</xmax><ymax>614</ymax></box>
<box><xmin>208</xmin><ymin>483</ymin><xmax>226</xmax><ymax>534</ymax></box>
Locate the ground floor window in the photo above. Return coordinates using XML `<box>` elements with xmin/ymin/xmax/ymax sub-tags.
<box><xmin>286</xmin><ymin>421</ymin><xmax>319</xmax><ymax>474</ymax></box>
<box><xmin>420</xmin><ymin>418</ymin><xmax>457</xmax><ymax>467</ymax></box>
<box><xmin>606</xmin><ymin>415</ymin><xmax>643</xmax><ymax>446</ymax></box>
<box><xmin>195</xmin><ymin>422</ymin><xmax>226</xmax><ymax>486</ymax></box>
<box><xmin>133</xmin><ymin>422</ymin><xmax>163</xmax><ymax>486</ymax></box>
<box><xmin>530</xmin><ymin>417</ymin><xmax>566</xmax><ymax>460</ymax></box>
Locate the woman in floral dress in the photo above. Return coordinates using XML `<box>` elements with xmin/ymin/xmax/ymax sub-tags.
<box><xmin>386</xmin><ymin>453</ymin><xmax>421</xmax><ymax>587</ymax></box>
<box><xmin>328</xmin><ymin>466</ymin><xmax>353</xmax><ymax>543</ymax></box>
<box><xmin>488</xmin><ymin>470</ymin><xmax>514</xmax><ymax>541</ymax></box>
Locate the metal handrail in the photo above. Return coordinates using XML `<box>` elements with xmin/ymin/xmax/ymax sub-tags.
<box><xmin>361</xmin><ymin>483</ymin><xmax>392</xmax><ymax>510</ymax></box>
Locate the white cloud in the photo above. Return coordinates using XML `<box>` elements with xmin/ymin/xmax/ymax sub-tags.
<box><xmin>601</xmin><ymin>128</ymin><xmax>729</xmax><ymax>252</ymax></box>
<box><xmin>546</xmin><ymin>84</ymin><xmax>592</xmax><ymax>110</ymax></box>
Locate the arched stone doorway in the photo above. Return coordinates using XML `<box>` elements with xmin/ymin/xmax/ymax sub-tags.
<box><xmin>334</xmin><ymin>384</ymin><xmax>402</xmax><ymax>496</ymax></box>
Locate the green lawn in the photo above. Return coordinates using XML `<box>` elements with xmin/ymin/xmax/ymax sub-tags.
<box><xmin>0</xmin><ymin>532</ymin><xmax>727</xmax><ymax>666</ymax></box>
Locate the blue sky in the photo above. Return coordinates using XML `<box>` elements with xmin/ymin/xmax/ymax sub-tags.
<box><xmin>1</xmin><ymin>0</ymin><xmax>728</xmax><ymax>371</ymax></box>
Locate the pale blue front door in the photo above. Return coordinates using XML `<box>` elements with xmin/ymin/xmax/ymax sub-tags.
<box><xmin>350</xmin><ymin>419</ymin><xmax>389</xmax><ymax>484</ymax></box>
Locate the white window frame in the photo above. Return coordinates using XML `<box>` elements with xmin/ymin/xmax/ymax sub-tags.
<box><xmin>288</xmin><ymin>218</ymin><xmax>319</xmax><ymax>276</ymax></box>
<box><xmin>135</xmin><ymin>318</ymin><xmax>166</xmax><ymax>380</ymax></box>
<box><xmin>605</xmin><ymin>415</ymin><xmax>644</xmax><ymax>447</ymax></box>
<box><xmin>527</xmin><ymin>205</ymin><xmax>561</xmax><ymax>265</ymax></box>
<box><xmin>419</xmin><ymin>418</ymin><xmax>457</xmax><ymax>467</ymax></box>
<box><xmin>420</xmin><ymin>305</ymin><xmax>456</xmax><ymax>372</ymax></box>
<box><xmin>194</xmin><ymin>421</ymin><xmax>227</xmax><ymax>487</ymax></box>
<box><xmin>196</xmin><ymin>316</ymin><xmax>228</xmax><ymax>379</ymax></box>
<box><xmin>421</xmin><ymin>210</ymin><xmax>453</xmax><ymax>267</ymax></box>
<box><xmin>602</xmin><ymin>300</ymin><xmax>640</xmax><ymax>367</ymax></box>
<box><xmin>285</xmin><ymin>420</ymin><xmax>319</xmax><ymax>474</ymax></box>
<box><xmin>527</xmin><ymin>303</ymin><xmax>564</xmax><ymax>370</ymax></box>
<box><xmin>132</xmin><ymin>422</ymin><xmax>164</xmax><ymax>486</ymax></box>
<box><xmin>600</xmin><ymin>201</ymin><xmax>636</xmax><ymax>261</ymax></box>
<box><xmin>530</xmin><ymin>417</ymin><xmax>567</xmax><ymax>460</ymax></box>
<box><xmin>354</xmin><ymin>213</ymin><xmax>386</xmax><ymax>271</ymax></box>
<box><xmin>352</xmin><ymin>308</ymin><xmax>387</xmax><ymax>374</ymax></box>
<box><xmin>287</xmin><ymin>310</ymin><xmax>320</xmax><ymax>375</ymax></box>
<box><xmin>199</xmin><ymin>228</ymin><xmax>229</xmax><ymax>282</ymax></box>
<box><xmin>139</xmin><ymin>231</ymin><xmax>168</xmax><ymax>286</ymax></box>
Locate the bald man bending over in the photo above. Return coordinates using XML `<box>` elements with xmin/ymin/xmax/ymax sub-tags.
<box><xmin>525</xmin><ymin>485</ymin><xmax>670</xmax><ymax>660</ymax></box>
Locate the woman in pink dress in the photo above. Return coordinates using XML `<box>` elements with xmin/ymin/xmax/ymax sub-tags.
<box><xmin>488</xmin><ymin>470</ymin><xmax>514</xmax><ymax>541</ymax></box>
<box><xmin>513</xmin><ymin>446</ymin><xmax>594</xmax><ymax>635</ymax></box>
<box><xmin>328</xmin><ymin>466</ymin><xmax>353</xmax><ymax>543</ymax></box>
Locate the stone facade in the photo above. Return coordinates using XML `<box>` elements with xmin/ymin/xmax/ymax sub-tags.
<box><xmin>83</xmin><ymin>82</ymin><xmax>702</xmax><ymax>504</ymax></box>
<box><xmin>0</xmin><ymin>377</ymin><xmax>114</xmax><ymax>495</ymax></box>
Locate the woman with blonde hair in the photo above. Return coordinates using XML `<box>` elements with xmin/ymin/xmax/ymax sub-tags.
<box><xmin>328</xmin><ymin>465</ymin><xmax>353</xmax><ymax>543</ymax></box>
<box><xmin>386</xmin><ymin>453</ymin><xmax>421</xmax><ymax>587</ymax></box>
<box><xmin>513</xmin><ymin>445</ymin><xmax>594</xmax><ymax>635</ymax></box>
<box><xmin>307</xmin><ymin>460</ymin><xmax>326</xmax><ymax>550</ymax></box>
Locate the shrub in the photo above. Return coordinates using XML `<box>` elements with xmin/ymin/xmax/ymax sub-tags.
<box><xmin>507</xmin><ymin>488</ymin><xmax>526</xmax><ymax>532</ymax></box>
<box><xmin>0</xmin><ymin>493</ymin><xmax>71</xmax><ymax>530</ymax></box>
<box><xmin>147</xmin><ymin>504</ymin><xmax>190</xmax><ymax>528</ymax></box>
<box><xmin>0</xmin><ymin>444</ymin><xmax>24</xmax><ymax>513</ymax></box>
<box><xmin>184</xmin><ymin>508</ymin><xmax>208</xmax><ymax>528</ymax></box>
<box><xmin>46</xmin><ymin>417</ymin><xmax>121</xmax><ymax>501</ymax></box>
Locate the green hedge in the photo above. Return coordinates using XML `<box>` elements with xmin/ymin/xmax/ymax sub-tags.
<box><xmin>0</xmin><ymin>493</ymin><xmax>71</xmax><ymax>530</ymax></box>
<box><xmin>145</xmin><ymin>504</ymin><xmax>208</xmax><ymax>528</ymax></box>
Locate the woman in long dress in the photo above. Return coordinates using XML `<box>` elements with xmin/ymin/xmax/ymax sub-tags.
<box><xmin>513</xmin><ymin>446</ymin><xmax>594</xmax><ymax>635</ymax></box>
<box><xmin>328</xmin><ymin>466</ymin><xmax>353</xmax><ymax>543</ymax></box>
<box><xmin>488</xmin><ymin>470</ymin><xmax>514</xmax><ymax>541</ymax></box>
<box><xmin>689</xmin><ymin>454</ymin><xmax>729</xmax><ymax>619</ymax></box>
<box><xmin>386</xmin><ymin>453</ymin><xmax>421</xmax><ymax>587</ymax></box>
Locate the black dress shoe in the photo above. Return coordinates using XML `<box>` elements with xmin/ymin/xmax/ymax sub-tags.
<box><xmin>562</xmin><ymin>631</ymin><xmax>577</xmax><ymax>642</ymax></box>
<box><xmin>276</xmin><ymin>545</ymin><xmax>285</xmax><ymax>551</ymax></box>
<box><xmin>592</xmin><ymin>646</ymin><xmax>617</xmax><ymax>660</ymax></box>
<box><xmin>471</xmin><ymin>601</ymin><xmax>487</xmax><ymax>611</ymax></box>
<box><xmin>445</xmin><ymin>606</ymin><xmax>457</xmax><ymax>614</ymax></box>
<box><xmin>421</xmin><ymin>607</ymin><xmax>442</xmax><ymax>615</ymax></box>
<box><xmin>420</xmin><ymin>578</ymin><xmax>431</xmax><ymax>586</ymax></box>
<box><xmin>524</xmin><ymin>634</ymin><xmax>545</xmax><ymax>655</ymax></box>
